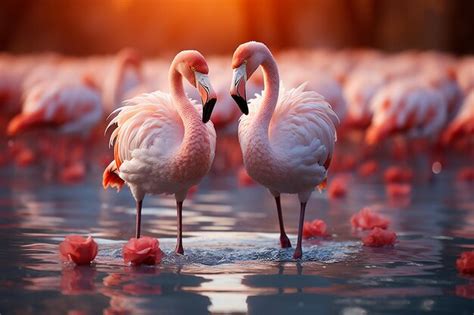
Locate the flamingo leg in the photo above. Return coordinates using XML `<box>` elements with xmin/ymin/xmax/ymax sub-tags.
<box><xmin>135</xmin><ymin>199</ymin><xmax>143</xmax><ymax>239</ymax></box>
<box><xmin>293</xmin><ymin>202</ymin><xmax>307</xmax><ymax>259</ymax></box>
<box><xmin>274</xmin><ymin>196</ymin><xmax>291</xmax><ymax>248</ymax></box>
<box><xmin>175</xmin><ymin>201</ymin><xmax>184</xmax><ymax>254</ymax></box>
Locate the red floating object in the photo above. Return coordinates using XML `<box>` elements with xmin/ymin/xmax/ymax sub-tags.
<box><xmin>60</xmin><ymin>162</ymin><xmax>86</xmax><ymax>183</ymax></box>
<box><xmin>123</xmin><ymin>236</ymin><xmax>164</xmax><ymax>266</ymax></box>
<box><xmin>303</xmin><ymin>219</ymin><xmax>328</xmax><ymax>239</ymax></box>
<box><xmin>456</xmin><ymin>251</ymin><xmax>474</xmax><ymax>275</ymax></box>
<box><xmin>386</xmin><ymin>183</ymin><xmax>412</xmax><ymax>198</ymax></box>
<box><xmin>362</xmin><ymin>227</ymin><xmax>397</xmax><ymax>247</ymax></box>
<box><xmin>59</xmin><ymin>235</ymin><xmax>98</xmax><ymax>265</ymax></box>
<box><xmin>328</xmin><ymin>176</ymin><xmax>347</xmax><ymax>199</ymax></box>
<box><xmin>351</xmin><ymin>207</ymin><xmax>390</xmax><ymax>230</ymax></box>
<box><xmin>357</xmin><ymin>160</ymin><xmax>379</xmax><ymax>177</ymax></box>
<box><xmin>384</xmin><ymin>166</ymin><xmax>413</xmax><ymax>183</ymax></box>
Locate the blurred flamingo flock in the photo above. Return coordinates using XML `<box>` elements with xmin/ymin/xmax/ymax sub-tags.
<box><xmin>1</xmin><ymin>1</ymin><xmax>474</xmax><ymax>314</ymax></box>
<box><xmin>0</xmin><ymin>47</ymin><xmax>473</xmax><ymax>179</ymax></box>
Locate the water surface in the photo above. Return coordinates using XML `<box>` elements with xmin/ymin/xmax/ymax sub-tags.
<box><xmin>0</xmin><ymin>157</ymin><xmax>473</xmax><ymax>314</ymax></box>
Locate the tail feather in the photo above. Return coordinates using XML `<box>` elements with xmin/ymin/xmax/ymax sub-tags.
<box><xmin>103</xmin><ymin>160</ymin><xmax>124</xmax><ymax>191</ymax></box>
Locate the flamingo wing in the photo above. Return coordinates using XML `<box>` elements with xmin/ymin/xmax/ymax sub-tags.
<box><xmin>268</xmin><ymin>84</ymin><xmax>339</xmax><ymax>170</ymax></box>
<box><xmin>107</xmin><ymin>91</ymin><xmax>185</xmax><ymax>169</ymax></box>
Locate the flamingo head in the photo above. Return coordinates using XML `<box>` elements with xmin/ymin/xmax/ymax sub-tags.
<box><xmin>230</xmin><ymin>41</ymin><xmax>271</xmax><ymax>115</ymax></box>
<box><xmin>174</xmin><ymin>50</ymin><xmax>217</xmax><ymax>123</ymax></box>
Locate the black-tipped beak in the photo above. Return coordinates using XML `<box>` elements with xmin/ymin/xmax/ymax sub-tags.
<box><xmin>202</xmin><ymin>98</ymin><xmax>216</xmax><ymax>123</ymax></box>
<box><xmin>194</xmin><ymin>71</ymin><xmax>217</xmax><ymax>123</ymax></box>
<box><xmin>230</xmin><ymin>63</ymin><xmax>248</xmax><ymax>115</ymax></box>
<box><xmin>231</xmin><ymin>94</ymin><xmax>249</xmax><ymax>115</ymax></box>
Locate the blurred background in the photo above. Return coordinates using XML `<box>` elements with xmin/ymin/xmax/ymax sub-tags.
<box><xmin>1</xmin><ymin>0</ymin><xmax>474</xmax><ymax>56</ymax></box>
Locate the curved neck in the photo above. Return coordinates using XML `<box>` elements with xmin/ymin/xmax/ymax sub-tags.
<box><xmin>168</xmin><ymin>62</ymin><xmax>210</xmax><ymax>164</ymax></box>
<box><xmin>255</xmin><ymin>54</ymin><xmax>279</xmax><ymax>128</ymax></box>
<box><xmin>244</xmin><ymin>50</ymin><xmax>280</xmax><ymax>165</ymax></box>
<box><xmin>169</xmin><ymin>66</ymin><xmax>200</xmax><ymax>123</ymax></box>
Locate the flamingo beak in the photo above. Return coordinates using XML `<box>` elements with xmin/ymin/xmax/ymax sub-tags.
<box><xmin>230</xmin><ymin>63</ymin><xmax>249</xmax><ymax>115</ymax></box>
<box><xmin>194</xmin><ymin>71</ymin><xmax>217</xmax><ymax>124</ymax></box>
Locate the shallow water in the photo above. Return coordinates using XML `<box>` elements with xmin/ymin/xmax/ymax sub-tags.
<box><xmin>0</xmin><ymin>158</ymin><xmax>473</xmax><ymax>314</ymax></box>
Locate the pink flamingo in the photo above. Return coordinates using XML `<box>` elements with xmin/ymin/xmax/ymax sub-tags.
<box><xmin>103</xmin><ymin>50</ymin><xmax>217</xmax><ymax>254</ymax></box>
<box><xmin>230</xmin><ymin>42</ymin><xmax>338</xmax><ymax>259</ymax></box>
<box><xmin>7</xmin><ymin>75</ymin><xmax>103</xmax><ymax>173</ymax></box>
<box><xmin>7</xmin><ymin>76</ymin><xmax>103</xmax><ymax>145</ymax></box>
<box><xmin>366</xmin><ymin>79</ymin><xmax>447</xmax><ymax>145</ymax></box>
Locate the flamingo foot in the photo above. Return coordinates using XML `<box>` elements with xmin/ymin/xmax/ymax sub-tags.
<box><xmin>175</xmin><ymin>243</ymin><xmax>184</xmax><ymax>255</ymax></box>
<box><xmin>280</xmin><ymin>234</ymin><xmax>292</xmax><ymax>248</ymax></box>
<box><xmin>292</xmin><ymin>247</ymin><xmax>302</xmax><ymax>260</ymax></box>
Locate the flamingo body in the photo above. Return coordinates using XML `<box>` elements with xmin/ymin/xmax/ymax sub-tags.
<box><xmin>230</xmin><ymin>41</ymin><xmax>338</xmax><ymax>259</ymax></box>
<box><xmin>239</xmin><ymin>84</ymin><xmax>337</xmax><ymax>195</ymax></box>
<box><xmin>105</xmin><ymin>92</ymin><xmax>216</xmax><ymax>201</ymax></box>
<box><xmin>103</xmin><ymin>50</ymin><xmax>217</xmax><ymax>254</ymax></box>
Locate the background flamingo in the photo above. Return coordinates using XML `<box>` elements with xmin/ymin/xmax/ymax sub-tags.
<box><xmin>7</xmin><ymin>75</ymin><xmax>103</xmax><ymax>176</ymax></box>
<box><xmin>103</xmin><ymin>50</ymin><xmax>217</xmax><ymax>254</ymax></box>
<box><xmin>366</xmin><ymin>78</ymin><xmax>448</xmax><ymax>145</ymax></box>
<box><xmin>230</xmin><ymin>42</ymin><xmax>338</xmax><ymax>259</ymax></box>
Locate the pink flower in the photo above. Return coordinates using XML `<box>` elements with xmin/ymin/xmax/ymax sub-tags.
<box><xmin>328</xmin><ymin>176</ymin><xmax>347</xmax><ymax>199</ymax></box>
<box><xmin>357</xmin><ymin>160</ymin><xmax>379</xmax><ymax>177</ymax></box>
<box><xmin>60</xmin><ymin>162</ymin><xmax>86</xmax><ymax>183</ymax></box>
<box><xmin>386</xmin><ymin>183</ymin><xmax>412</xmax><ymax>198</ymax></box>
<box><xmin>303</xmin><ymin>219</ymin><xmax>328</xmax><ymax>239</ymax></box>
<box><xmin>363</xmin><ymin>227</ymin><xmax>397</xmax><ymax>247</ymax></box>
<box><xmin>351</xmin><ymin>207</ymin><xmax>390</xmax><ymax>230</ymax></box>
<box><xmin>384</xmin><ymin>166</ymin><xmax>413</xmax><ymax>183</ymax></box>
<box><xmin>456</xmin><ymin>251</ymin><xmax>474</xmax><ymax>275</ymax></box>
<box><xmin>59</xmin><ymin>235</ymin><xmax>98</xmax><ymax>265</ymax></box>
<box><xmin>123</xmin><ymin>237</ymin><xmax>164</xmax><ymax>265</ymax></box>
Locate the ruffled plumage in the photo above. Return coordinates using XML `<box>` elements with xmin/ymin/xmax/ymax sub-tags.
<box><xmin>105</xmin><ymin>91</ymin><xmax>216</xmax><ymax>199</ymax></box>
<box><xmin>366</xmin><ymin>79</ymin><xmax>448</xmax><ymax>144</ymax></box>
<box><xmin>239</xmin><ymin>83</ymin><xmax>338</xmax><ymax>193</ymax></box>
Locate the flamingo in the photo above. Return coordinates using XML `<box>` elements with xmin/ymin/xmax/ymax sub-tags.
<box><xmin>6</xmin><ymin>74</ymin><xmax>103</xmax><ymax>171</ymax></box>
<box><xmin>102</xmin><ymin>50</ymin><xmax>217</xmax><ymax>254</ymax></box>
<box><xmin>366</xmin><ymin>78</ymin><xmax>447</xmax><ymax>145</ymax></box>
<box><xmin>229</xmin><ymin>42</ymin><xmax>338</xmax><ymax>259</ymax></box>
<box><xmin>7</xmin><ymin>76</ymin><xmax>103</xmax><ymax>142</ymax></box>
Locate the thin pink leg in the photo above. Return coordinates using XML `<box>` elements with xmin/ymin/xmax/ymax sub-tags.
<box><xmin>275</xmin><ymin>196</ymin><xmax>291</xmax><ymax>248</ymax></box>
<box><xmin>293</xmin><ymin>202</ymin><xmax>307</xmax><ymax>259</ymax></box>
<box><xmin>175</xmin><ymin>201</ymin><xmax>184</xmax><ymax>254</ymax></box>
<box><xmin>135</xmin><ymin>199</ymin><xmax>143</xmax><ymax>239</ymax></box>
